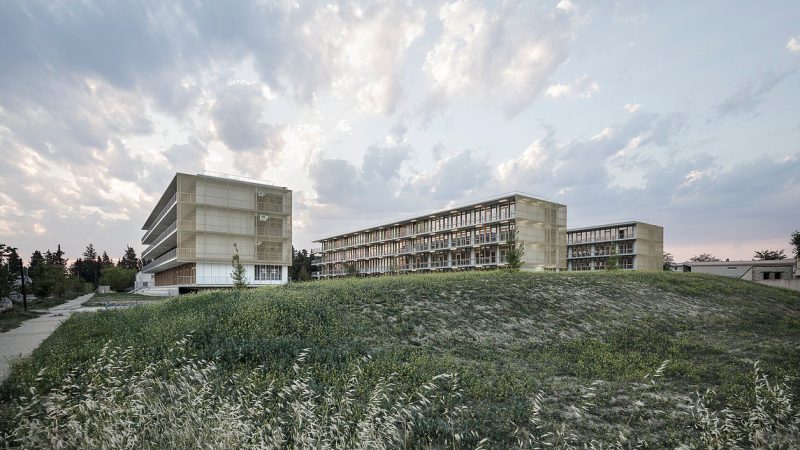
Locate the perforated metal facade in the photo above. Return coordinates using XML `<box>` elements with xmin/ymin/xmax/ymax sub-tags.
<box><xmin>141</xmin><ymin>173</ymin><xmax>292</xmax><ymax>287</ymax></box>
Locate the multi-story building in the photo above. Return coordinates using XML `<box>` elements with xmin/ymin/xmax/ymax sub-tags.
<box><xmin>311</xmin><ymin>193</ymin><xmax>567</xmax><ymax>277</ymax></box>
<box><xmin>141</xmin><ymin>172</ymin><xmax>292</xmax><ymax>293</ymax></box>
<box><xmin>566</xmin><ymin>221</ymin><xmax>663</xmax><ymax>271</ymax></box>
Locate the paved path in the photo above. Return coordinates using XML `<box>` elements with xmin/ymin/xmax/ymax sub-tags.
<box><xmin>0</xmin><ymin>293</ymin><xmax>97</xmax><ymax>381</ymax></box>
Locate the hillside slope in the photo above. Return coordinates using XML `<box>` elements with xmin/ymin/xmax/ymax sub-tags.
<box><xmin>2</xmin><ymin>271</ymin><xmax>799</xmax><ymax>446</ymax></box>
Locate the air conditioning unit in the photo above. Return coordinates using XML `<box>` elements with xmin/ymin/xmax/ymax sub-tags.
<box><xmin>256</xmin><ymin>241</ymin><xmax>262</xmax><ymax>246</ymax></box>
<box><xmin>258</xmin><ymin>192</ymin><xmax>265</xmax><ymax>197</ymax></box>
<box><xmin>259</xmin><ymin>215</ymin><xmax>269</xmax><ymax>221</ymax></box>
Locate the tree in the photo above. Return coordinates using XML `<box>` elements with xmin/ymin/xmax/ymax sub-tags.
<box><xmin>118</xmin><ymin>246</ymin><xmax>141</xmax><ymax>271</ymax></box>
<box><xmin>230</xmin><ymin>244</ymin><xmax>248</xmax><ymax>289</ymax></box>
<box><xmin>663</xmin><ymin>252</ymin><xmax>674</xmax><ymax>271</ymax></box>
<box><xmin>606</xmin><ymin>249</ymin><xmax>619</xmax><ymax>271</ymax></box>
<box><xmin>0</xmin><ymin>244</ymin><xmax>16</xmax><ymax>299</ymax></box>
<box><xmin>343</xmin><ymin>263</ymin><xmax>359</xmax><ymax>277</ymax></box>
<box><xmin>753</xmin><ymin>249</ymin><xmax>787</xmax><ymax>261</ymax></box>
<box><xmin>689</xmin><ymin>253</ymin><xmax>721</xmax><ymax>262</ymax></box>
<box><xmin>72</xmin><ymin>244</ymin><xmax>102</xmax><ymax>286</ymax></box>
<box><xmin>290</xmin><ymin>247</ymin><xmax>313</xmax><ymax>281</ymax></box>
<box><xmin>505</xmin><ymin>228</ymin><xmax>525</xmax><ymax>270</ymax></box>
<box><xmin>101</xmin><ymin>251</ymin><xmax>113</xmax><ymax>266</ymax></box>
<box><xmin>45</xmin><ymin>244</ymin><xmax>66</xmax><ymax>267</ymax></box>
<box><xmin>99</xmin><ymin>266</ymin><xmax>136</xmax><ymax>292</ymax></box>
<box><xmin>29</xmin><ymin>250</ymin><xmax>51</xmax><ymax>298</ymax></box>
<box><xmin>790</xmin><ymin>230</ymin><xmax>800</xmax><ymax>259</ymax></box>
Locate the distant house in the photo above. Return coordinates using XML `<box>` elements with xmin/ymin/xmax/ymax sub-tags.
<box><xmin>684</xmin><ymin>260</ymin><xmax>796</xmax><ymax>280</ymax></box>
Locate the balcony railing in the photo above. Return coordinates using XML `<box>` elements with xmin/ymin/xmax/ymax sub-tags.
<box><xmin>142</xmin><ymin>248</ymin><xmax>177</xmax><ymax>272</ymax></box>
<box><xmin>313</xmin><ymin>238</ymin><xmax>512</xmax><ymax>265</ymax></box>
<box><xmin>567</xmin><ymin>234</ymin><xmax>636</xmax><ymax>245</ymax></box>
<box><xmin>142</xmin><ymin>193</ymin><xmax>177</xmax><ymax>243</ymax></box>
<box><xmin>142</xmin><ymin>221</ymin><xmax>177</xmax><ymax>259</ymax></box>
<box><xmin>321</xmin><ymin>211</ymin><xmax>516</xmax><ymax>251</ymax></box>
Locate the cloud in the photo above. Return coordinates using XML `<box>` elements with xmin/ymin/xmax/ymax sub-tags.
<box><xmin>210</xmin><ymin>83</ymin><xmax>287</xmax><ymax>176</ymax></box>
<box><xmin>493</xmin><ymin>115</ymin><xmax>798</xmax><ymax>258</ymax></box>
<box><xmin>410</xmin><ymin>150</ymin><xmax>492</xmax><ymax>201</ymax></box>
<box><xmin>545</xmin><ymin>75</ymin><xmax>600</xmax><ymax>99</ymax></box>
<box><xmin>624</xmin><ymin>103</ymin><xmax>641</xmax><ymax>113</ymax></box>
<box><xmin>787</xmin><ymin>37</ymin><xmax>800</xmax><ymax>54</ymax></box>
<box><xmin>423</xmin><ymin>0</ymin><xmax>579</xmax><ymax>116</ymax></box>
<box><xmin>715</xmin><ymin>68</ymin><xmax>797</xmax><ymax>119</ymax></box>
<box><xmin>310</xmin><ymin>143</ymin><xmax>413</xmax><ymax>213</ymax></box>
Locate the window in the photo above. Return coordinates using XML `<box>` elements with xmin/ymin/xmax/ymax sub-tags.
<box><xmin>255</xmin><ymin>265</ymin><xmax>282</xmax><ymax>281</ymax></box>
<box><xmin>775</xmin><ymin>272</ymin><xmax>782</xmax><ymax>280</ymax></box>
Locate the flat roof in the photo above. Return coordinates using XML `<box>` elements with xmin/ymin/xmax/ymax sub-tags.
<box><xmin>314</xmin><ymin>191</ymin><xmax>564</xmax><ymax>242</ymax></box>
<box><xmin>685</xmin><ymin>260</ymin><xmax>796</xmax><ymax>267</ymax></box>
<box><xmin>567</xmin><ymin>220</ymin><xmax>662</xmax><ymax>233</ymax></box>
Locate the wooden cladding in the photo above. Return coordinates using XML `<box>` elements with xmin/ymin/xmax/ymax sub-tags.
<box><xmin>155</xmin><ymin>263</ymin><xmax>195</xmax><ymax>286</ymax></box>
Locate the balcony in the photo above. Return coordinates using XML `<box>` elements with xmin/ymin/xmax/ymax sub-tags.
<box><xmin>141</xmin><ymin>221</ymin><xmax>177</xmax><ymax>259</ymax></box>
<box><xmin>323</xmin><ymin>211</ymin><xmax>517</xmax><ymax>251</ymax></box>
<box><xmin>567</xmin><ymin>234</ymin><xmax>637</xmax><ymax>245</ymax></box>
<box><xmin>142</xmin><ymin>248</ymin><xmax>177</xmax><ymax>273</ymax></box>
<box><xmin>142</xmin><ymin>193</ymin><xmax>177</xmax><ymax>244</ymax></box>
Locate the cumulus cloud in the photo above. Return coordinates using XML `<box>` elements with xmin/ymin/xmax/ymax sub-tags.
<box><xmin>423</xmin><ymin>0</ymin><xmax>579</xmax><ymax>116</ymax></box>
<box><xmin>210</xmin><ymin>83</ymin><xmax>287</xmax><ymax>176</ymax></box>
<box><xmin>545</xmin><ymin>75</ymin><xmax>600</xmax><ymax>99</ymax></box>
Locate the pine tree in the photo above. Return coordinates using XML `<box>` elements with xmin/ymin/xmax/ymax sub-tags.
<box><xmin>83</xmin><ymin>244</ymin><xmax>98</xmax><ymax>261</ymax></box>
<box><xmin>505</xmin><ymin>228</ymin><xmax>525</xmax><ymax>270</ymax></box>
<box><xmin>118</xmin><ymin>246</ymin><xmax>141</xmax><ymax>270</ymax></box>
<box><xmin>101</xmin><ymin>251</ymin><xmax>113</xmax><ymax>266</ymax></box>
<box><xmin>230</xmin><ymin>244</ymin><xmax>248</xmax><ymax>289</ymax></box>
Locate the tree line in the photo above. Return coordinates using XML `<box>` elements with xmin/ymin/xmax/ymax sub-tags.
<box><xmin>1</xmin><ymin>242</ymin><xmax>143</xmax><ymax>300</ymax></box>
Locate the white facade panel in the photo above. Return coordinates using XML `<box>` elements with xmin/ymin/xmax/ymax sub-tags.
<box><xmin>195</xmin><ymin>262</ymin><xmax>287</xmax><ymax>285</ymax></box>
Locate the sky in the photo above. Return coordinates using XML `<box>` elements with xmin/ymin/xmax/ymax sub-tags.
<box><xmin>0</xmin><ymin>0</ymin><xmax>799</xmax><ymax>264</ymax></box>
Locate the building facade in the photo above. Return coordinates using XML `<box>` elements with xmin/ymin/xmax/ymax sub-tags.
<box><xmin>566</xmin><ymin>221</ymin><xmax>663</xmax><ymax>271</ymax></box>
<box><xmin>312</xmin><ymin>193</ymin><xmax>567</xmax><ymax>277</ymax></box>
<box><xmin>684</xmin><ymin>260</ymin><xmax>796</xmax><ymax>280</ymax></box>
<box><xmin>141</xmin><ymin>173</ymin><xmax>292</xmax><ymax>291</ymax></box>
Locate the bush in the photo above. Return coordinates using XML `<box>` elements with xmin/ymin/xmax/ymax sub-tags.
<box><xmin>99</xmin><ymin>266</ymin><xmax>136</xmax><ymax>292</ymax></box>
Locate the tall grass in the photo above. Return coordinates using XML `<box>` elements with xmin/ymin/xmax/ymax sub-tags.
<box><xmin>2</xmin><ymin>336</ymin><xmax>474</xmax><ymax>449</ymax></box>
<box><xmin>3</xmin><ymin>337</ymin><xmax>798</xmax><ymax>449</ymax></box>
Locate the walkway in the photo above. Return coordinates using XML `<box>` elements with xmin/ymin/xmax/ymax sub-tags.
<box><xmin>0</xmin><ymin>293</ymin><xmax>96</xmax><ymax>381</ymax></box>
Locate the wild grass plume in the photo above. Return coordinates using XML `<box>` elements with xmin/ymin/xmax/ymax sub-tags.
<box><xmin>1</xmin><ymin>270</ymin><xmax>799</xmax><ymax>447</ymax></box>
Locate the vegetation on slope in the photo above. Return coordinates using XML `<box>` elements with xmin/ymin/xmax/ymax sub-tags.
<box><xmin>2</xmin><ymin>271</ymin><xmax>799</xmax><ymax>447</ymax></box>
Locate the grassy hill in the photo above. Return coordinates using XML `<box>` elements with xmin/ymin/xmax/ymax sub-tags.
<box><xmin>2</xmin><ymin>271</ymin><xmax>799</xmax><ymax>447</ymax></box>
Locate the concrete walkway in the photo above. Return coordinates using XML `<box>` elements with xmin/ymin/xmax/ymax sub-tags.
<box><xmin>0</xmin><ymin>293</ymin><xmax>96</xmax><ymax>381</ymax></box>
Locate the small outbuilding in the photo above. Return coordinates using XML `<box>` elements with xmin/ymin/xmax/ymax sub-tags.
<box><xmin>684</xmin><ymin>260</ymin><xmax>798</xmax><ymax>291</ymax></box>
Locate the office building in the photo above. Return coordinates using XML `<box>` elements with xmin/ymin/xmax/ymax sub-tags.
<box><xmin>566</xmin><ymin>221</ymin><xmax>663</xmax><ymax>271</ymax></box>
<box><xmin>311</xmin><ymin>193</ymin><xmax>567</xmax><ymax>277</ymax></box>
<box><xmin>140</xmin><ymin>172</ymin><xmax>292</xmax><ymax>293</ymax></box>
